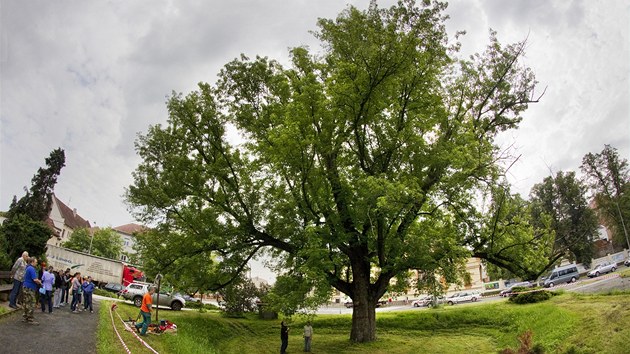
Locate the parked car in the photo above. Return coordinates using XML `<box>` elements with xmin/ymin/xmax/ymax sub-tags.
<box><xmin>543</xmin><ymin>264</ymin><xmax>579</xmax><ymax>287</ymax></box>
<box><xmin>343</xmin><ymin>300</ymin><xmax>386</xmax><ymax>308</ymax></box>
<box><xmin>412</xmin><ymin>296</ymin><xmax>432</xmax><ymax>307</ymax></box>
<box><xmin>446</xmin><ymin>291</ymin><xmax>480</xmax><ymax>305</ymax></box>
<box><xmin>102</xmin><ymin>282</ymin><xmax>124</xmax><ymax>296</ymax></box>
<box><xmin>120</xmin><ymin>282</ymin><xmax>186</xmax><ymax>311</ymax></box>
<box><xmin>177</xmin><ymin>293</ymin><xmax>201</xmax><ymax>303</ymax></box>
<box><xmin>499</xmin><ymin>281</ymin><xmax>532</xmax><ymax>297</ymax></box>
<box><xmin>587</xmin><ymin>262</ymin><xmax>617</xmax><ymax>278</ymax></box>
<box><xmin>427</xmin><ymin>295</ymin><xmax>446</xmax><ymax>307</ymax></box>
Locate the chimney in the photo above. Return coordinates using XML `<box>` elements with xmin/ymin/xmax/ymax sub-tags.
<box><xmin>73</xmin><ymin>208</ymin><xmax>77</xmax><ymax>217</ymax></box>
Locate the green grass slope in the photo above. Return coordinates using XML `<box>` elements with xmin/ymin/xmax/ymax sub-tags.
<box><xmin>96</xmin><ymin>293</ymin><xmax>630</xmax><ymax>354</ymax></box>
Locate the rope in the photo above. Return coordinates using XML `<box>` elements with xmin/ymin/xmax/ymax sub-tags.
<box><xmin>112</xmin><ymin>303</ymin><xmax>160</xmax><ymax>354</ymax></box>
<box><xmin>109</xmin><ymin>303</ymin><xmax>133</xmax><ymax>354</ymax></box>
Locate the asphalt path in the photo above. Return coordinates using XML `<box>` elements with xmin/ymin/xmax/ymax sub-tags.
<box><xmin>0</xmin><ymin>298</ymin><xmax>99</xmax><ymax>354</ymax></box>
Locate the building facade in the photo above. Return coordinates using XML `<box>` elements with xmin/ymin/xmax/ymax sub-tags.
<box><xmin>46</xmin><ymin>195</ymin><xmax>91</xmax><ymax>247</ymax></box>
<box><xmin>112</xmin><ymin>223</ymin><xmax>146</xmax><ymax>262</ymax></box>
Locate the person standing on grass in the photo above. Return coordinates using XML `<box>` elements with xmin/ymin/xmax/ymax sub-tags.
<box><xmin>9</xmin><ymin>251</ymin><xmax>29</xmax><ymax>309</ymax></box>
<box><xmin>53</xmin><ymin>270</ymin><xmax>63</xmax><ymax>309</ymax></box>
<box><xmin>40</xmin><ymin>266</ymin><xmax>55</xmax><ymax>313</ymax></box>
<box><xmin>82</xmin><ymin>276</ymin><xmax>95</xmax><ymax>313</ymax></box>
<box><xmin>280</xmin><ymin>320</ymin><xmax>290</xmax><ymax>354</ymax></box>
<box><xmin>70</xmin><ymin>272</ymin><xmax>82</xmax><ymax>313</ymax></box>
<box><xmin>22</xmin><ymin>257</ymin><xmax>42</xmax><ymax>324</ymax></box>
<box><xmin>135</xmin><ymin>286</ymin><xmax>155</xmax><ymax>336</ymax></box>
<box><xmin>303</xmin><ymin>321</ymin><xmax>313</xmax><ymax>352</ymax></box>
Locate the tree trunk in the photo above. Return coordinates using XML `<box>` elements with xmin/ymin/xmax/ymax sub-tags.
<box><xmin>349</xmin><ymin>261</ymin><xmax>377</xmax><ymax>342</ymax></box>
<box><xmin>350</xmin><ymin>293</ymin><xmax>377</xmax><ymax>342</ymax></box>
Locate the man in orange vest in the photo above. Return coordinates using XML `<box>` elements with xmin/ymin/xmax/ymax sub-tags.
<box><xmin>134</xmin><ymin>286</ymin><xmax>155</xmax><ymax>336</ymax></box>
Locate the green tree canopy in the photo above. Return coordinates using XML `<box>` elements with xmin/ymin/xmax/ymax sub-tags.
<box><xmin>8</xmin><ymin>148</ymin><xmax>65</xmax><ymax>221</ymax></box>
<box><xmin>2</xmin><ymin>148</ymin><xmax>65</xmax><ymax>261</ymax></box>
<box><xmin>472</xmin><ymin>183</ymin><xmax>552</xmax><ymax>281</ymax></box>
<box><xmin>529</xmin><ymin>171</ymin><xmax>598</xmax><ymax>266</ymax></box>
<box><xmin>61</xmin><ymin>227</ymin><xmax>124</xmax><ymax>260</ymax></box>
<box><xmin>131</xmin><ymin>226</ymin><xmax>231</xmax><ymax>294</ymax></box>
<box><xmin>581</xmin><ymin>145</ymin><xmax>630</xmax><ymax>251</ymax></box>
<box><xmin>127</xmin><ymin>1</ymin><xmax>543</xmax><ymax>342</ymax></box>
<box><xmin>0</xmin><ymin>214</ymin><xmax>52</xmax><ymax>265</ymax></box>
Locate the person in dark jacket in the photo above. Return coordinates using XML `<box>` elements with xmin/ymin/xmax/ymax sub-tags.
<box><xmin>61</xmin><ymin>269</ymin><xmax>72</xmax><ymax>305</ymax></box>
<box><xmin>53</xmin><ymin>270</ymin><xmax>63</xmax><ymax>308</ymax></box>
<box><xmin>280</xmin><ymin>321</ymin><xmax>290</xmax><ymax>354</ymax></box>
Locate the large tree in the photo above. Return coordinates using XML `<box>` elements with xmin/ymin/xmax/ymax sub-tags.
<box><xmin>2</xmin><ymin>148</ymin><xmax>65</xmax><ymax>260</ymax></box>
<box><xmin>529</xmin><ymin>171</ymin><xmax>598</xmax><ymax>266</ymax></box>
<box><xmin>127</xmin><ymin>1</ymin><xmax>542</xmax><ymax>342</ymax></box>
<box><xmin>581</xmin><ymin>145</ymin><xmax>630</xmax><ymax>251</ymax></box>
<box><xmin>61</xmin><ymin>227</ymin><xmax>124</xmax><ymax>260</ymax></box>
<box><xmin>8</xmin><ymin>148</ymin><xmax>66</xmax><ymax>221</ymax></box>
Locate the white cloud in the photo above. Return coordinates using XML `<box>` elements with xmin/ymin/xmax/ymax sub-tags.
<box><xmin>1</xmin><ymin>1</ymin><xmax>628</xmax><ymax>274</ymax></box>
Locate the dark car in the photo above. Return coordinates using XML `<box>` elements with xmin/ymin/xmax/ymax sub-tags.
<box><xmin>102</xmin><ymin>283</ymin><xmax>124</xmax><ymax>296</ymax></box>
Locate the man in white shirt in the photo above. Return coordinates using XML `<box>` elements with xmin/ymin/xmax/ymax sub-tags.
<box><xmin>9</xmin><ymin>251</ymin><xmax>29</xmax><ymax>309</ymax></box>
<box><xmin>303</xmin><ymin>321</ymin><xmax>313</xmax><ymax>352</ymax></box>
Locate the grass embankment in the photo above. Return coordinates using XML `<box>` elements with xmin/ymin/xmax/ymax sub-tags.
<box><xmin>619</xmin><ymin>268</ymin><xmax>630</xmax><ymax>278</ymax></box>
<box><xmin>97</xmin><ymin>293</ymin><xmax>630</xmax><ymax>354</ymax></box>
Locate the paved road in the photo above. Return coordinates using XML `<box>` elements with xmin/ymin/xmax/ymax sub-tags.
<box><xmin>567</xmin><ymin>273</ymin><xmax>630</xmax><ymax>294</ymax></box>
<box><xmin>0</xmin><ymin>299</ymin><xmax>99</xmax><ymax>354</ymax></box>
<box><xmin>316</xmin><ymin>270</ymin><xmax>629</xmax><ymax>315</ymax></box>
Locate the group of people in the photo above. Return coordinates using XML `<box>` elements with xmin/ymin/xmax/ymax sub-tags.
<box><xmin>280</xmin><ymin>320</ymin><xmax>313</xmax><ymax>353</ymax></box>
<box><xmin>8</xmin><ymin>251</ymin><xmax>96</xmax><ymax>325</ymax></box>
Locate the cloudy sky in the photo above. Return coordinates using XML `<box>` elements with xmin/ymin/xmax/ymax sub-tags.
<box><xmin>1</xmin><ymin>1</ymin><xmax>628</xmax><ymax>279</ymax></box>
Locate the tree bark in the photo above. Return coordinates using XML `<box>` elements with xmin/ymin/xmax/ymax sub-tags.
<box><xmin>350</xmin><ymin>292</ymin><xmax>377</xmax><ymax>342</ymax></box>
<box><xmin>349</xmin><ymin>256</ymin><xmax>377</xmax><ymax>342</ymax></box>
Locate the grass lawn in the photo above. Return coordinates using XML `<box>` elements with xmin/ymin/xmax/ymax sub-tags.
<box><xmin>97</xmin><ymin>292</ymin><xmax>630</xmax><ymax>354</ymax></box>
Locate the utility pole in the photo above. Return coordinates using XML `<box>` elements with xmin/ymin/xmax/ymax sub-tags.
<box><xmin>88</xmin><ymin>223</ymin><xmax>96</xmax><ymax>254</ymax></box>
<box><xmin>614</xmin><ymin>201</ymin><xmax>630</xmax><ymax>250</ymax></box>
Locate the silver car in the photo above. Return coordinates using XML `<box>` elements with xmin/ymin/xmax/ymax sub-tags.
<box><xmin>587</xmin><ymin>262</ymin><xmax>617</xmax><ymax>278</ymax></box>
<box><xmin>120</xmin><ymin>282</ymin><xmax>186</xmax><ymax>311</ymax></box>
<box><xmin>446</xmin><ymin>291</ymin><xmax>480</xmax><ymax>305</ymax></box>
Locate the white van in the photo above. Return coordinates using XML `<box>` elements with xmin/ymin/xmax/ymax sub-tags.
<box><xmin>543</xmin><ymin>264</ymin><xmax>579</xmax><ymax>287</ymax></box>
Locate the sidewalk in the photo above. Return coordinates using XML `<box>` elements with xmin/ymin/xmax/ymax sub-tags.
<box><xmin>0</xmin><ymin>298</ymin><xmax>99</xmax><ymax>354</ymax></box>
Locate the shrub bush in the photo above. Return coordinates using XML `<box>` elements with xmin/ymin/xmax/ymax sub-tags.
<box><xmin>499</xmin><ymin>330</ymin><xmax>545</xmax><ymax>354</ymax></box>
<box><xmin>93</xmin><ymin>288</ymin><xmax>119</xmax><ymax>299</ymax></box>
<box><xmin>185</xmin><ymin>301</ymin><xmax>219</xmax><ymax>311</ymax></box>
<box><xmin>509</xmin><ymin>289</ymin><xmax>553</xmax><ymax>304</ymax></box>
